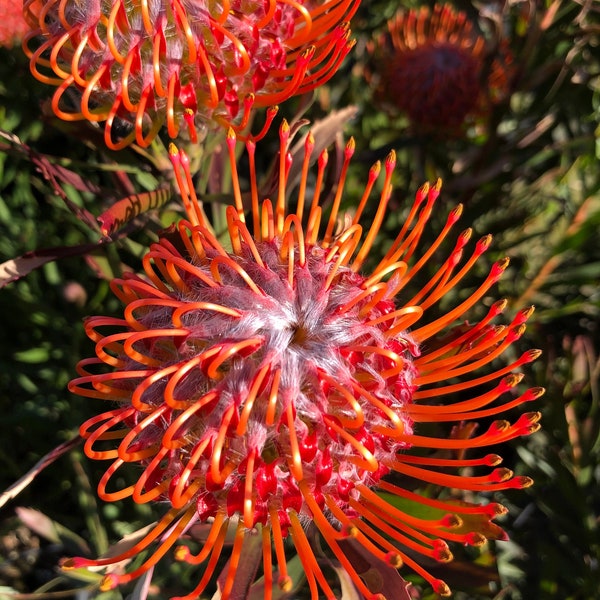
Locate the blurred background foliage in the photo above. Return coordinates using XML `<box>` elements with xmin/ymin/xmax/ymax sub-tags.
<box><xmin>1</xmin><ymin>0</ymin><xmax>599</xmax><ymax>599</ymax></box>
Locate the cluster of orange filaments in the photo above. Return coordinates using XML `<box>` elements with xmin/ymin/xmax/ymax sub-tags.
<box><xmin>369</xmin><ymin>3</ymin><xmax>512</xmax><ymax>132</ymax></box>
<box><xmin>66</xmin><ymin>122</ymin><xmax>542</xmax><ymax>598</ymax></box>
<box><xmin>23</xmin><ymin>0</ymin><xmax>357</xmax><ymax>149</ymax></box>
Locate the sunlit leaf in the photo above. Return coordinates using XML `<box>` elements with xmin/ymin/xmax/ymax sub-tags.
<box><xmin>0</xmin><ymin>436</ymin><xmax>82</xmax><ymax>510</ymax></box>
<box><xmin>16</xmin><ymin>506</ymin><xmax>91</xmax><ymax>556</ymax></box>
<box><xmin>0</xmin><ymin>243</ymin><xmax>103</xmax><ymax>288</ymax></box>
<box><xmin>97</xmin><ymin>187</ymin><xmax>171</xmax><ymax>236</ymax></box>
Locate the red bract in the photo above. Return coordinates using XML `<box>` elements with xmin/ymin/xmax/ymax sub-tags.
<box><xmin>23</xmin><ymin>0</ymin><xmax>357</xmax><ymax>149</ymax></box>
<box><xmin>66</xmin><ymin>122</ymin><xmax>542</xmax><ymax>598</ymax></box>
<box><xmin>369</xmin><ymin>3</ymin><xmax>512</xmax><ymax>133</ymax></box>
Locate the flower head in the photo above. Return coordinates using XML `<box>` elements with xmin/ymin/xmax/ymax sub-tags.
<box><xmin>0</xmin><ymin>0</ymin><xmax>29</xmax><ymax>48</ymax></box>
<box><xmin>368</xmin><ymin>3</ymin><xmax>512</xmax><ymax>133</ymax></box>
<box><xmin>66</xmin><ymin>123</ymin><xmax>542</xmax><ymax>598</ymax></box>
<box><xmin>23</xmin><ymin>0</ymin><xmax>357</xmax><ymax>149</ymax></box>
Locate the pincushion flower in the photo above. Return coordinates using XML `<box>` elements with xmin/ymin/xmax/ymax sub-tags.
<box><xmin>66</xmin><ymin>122</ymin><xmax>542</xmax><ymax>598</ymax></box>
<box><xmin>23</xmin><ymin>0</ymin><xmax>357</xmax><ymax>150</ymax></box>
<box><xmin>368</xmin><ymin>3</ymin><xmax>512</xmax><ymax>133</ymax></box>
<box><xmin>0</xmin><ymin>0</ymin><xmax>29</xmax><ymax>48</ymax></box>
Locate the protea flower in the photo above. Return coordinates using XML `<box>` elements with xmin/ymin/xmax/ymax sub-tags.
<box><xmin>368</xmin><ymin>3</ymin><xmax>512</xmax><ymax>133</ymax></box>
<box><xmin>22</xmin><ymin>0</ymin><xmax>357</xmax><ymax>150</ymax></box>
<box><xmin>0</xmin><ymin>0</ymin><xmax>29</xmax><ymax>48</ymax></box>
<box><xmin>66</xmin><ymin>122</ymin><xmax>542</xmax><ymax>598</ymax></box>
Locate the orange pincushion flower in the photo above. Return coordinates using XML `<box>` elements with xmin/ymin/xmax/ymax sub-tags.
<box><xmin>23</xmin><ymin>0</ymin><xmax>357</xmax><ymax>150</ymax></box>
<box><xmin>0</xmin><ymin>0</ymin><xmax>29</xmax><ymax>48</ymax></box>
<box><xmin>66</xmin><ymin>123</ymin><xmax>542</xmax><ymax>598</ymax></box>
<box><xmin>369</xmin><ymin>3</ymin><xmax>512</xmax><ymax>133</ymax></box>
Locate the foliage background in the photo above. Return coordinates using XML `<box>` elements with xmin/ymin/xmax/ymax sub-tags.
<box><xmin>1</xmin><ymin>1</ymin><xmax>599</xmax><ymax>599</ymax></box>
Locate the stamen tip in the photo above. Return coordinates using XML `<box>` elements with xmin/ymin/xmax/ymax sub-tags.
<box><xmin>515</xmin><ymin>475</ymin><xmax>534</xmax><ymax>489</ymax></box>
<box><xmin>489</xmin><ymin>502</ymin><xmax>509</xmax><ymax>518</ymax></box>
<box><xmin>432</xmin><ymin>579</ymin><xmax>452</xmax><ymax>597</ymax></box>
<box><xmin>385</xmin><ymin>551</ymin><xmax>403</xmax><ymax>568</ymax></box>
<box><xmin>530</xmin><ymin>386</ymin><xmax>546</xmax><ymax>399</ymax></box>
<box><xmin>100</xmin><ymin>574</ymin><xmax>119</xmax><ymax>592</ymax></box>
<box><xmin>441</xmin><ymin>513</ymin><xmax>462</xmax><ymax>528</ymax></box>
<box><xmin>449</xmin><ymin>203</ymin><xmax>463</xmax><ymax>221</ymax></box>
<box><xmin>305</xmin><ymin>131</ymin><xmax>315</xmax><ymax>150</ymax></box>
<box><xmin>342</xmin><ymin>524</ymin><xmax>359</xmax><ymax>538</ymax></box>
<box><xmin>60</xmin><ymin>557</ymin><xmax>81</xmax><ymax>570</ymax></box>
<box><xmin>278</xmin><ymin>575</ymin><xmax>293</xmax><ymax>592</ymax></box>
<box><xmin>433</xmin><ymin>540</ymin><xmax>453</xmax><ymax>562</ymax></box>
<box><xmin>385</xmin><ymin>149</ymin><xmax>397</xmax><ymax>168</ymax></box>
<box><xmin>494</xmin><ymin>298</ymin><xmax>509</xmax><ymax>313</ymax></box>
<box><xmin>465</xmin><ymin>532</ymin><xmax>487</xmax><ymax>547</ymax></box>
<box><xmin>526</xmin><ymin>348</ymin><xmax>543</xmax><ymax>361</ymax></box>
<box><xmin>174</xmin><ymin>545</ymin><xmax>191</xmax><ymax>562</ymax></box>
<box><xmin>345</xmin><ymin>137</ymin><xmax>356</xmax><ymax>156</ymax></box>
<box><xmin>485</xmin><ymin>453</ymin><xmax>503</xmax><ymax>466</ymax></box>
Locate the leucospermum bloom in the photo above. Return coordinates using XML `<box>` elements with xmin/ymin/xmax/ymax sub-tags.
<box><xmin>0</xmin><ymin>0</ymin><xmax>29</xmax><ymax>48</ymax></box>
<box><xmin>66</xmin><ymin>122</ymin><xmax>543</xmax><ymax>598</ymax></box>
<box><xmin>23</xmin><ymin>0</ymin><xmax>357</xmax><ymax>149</ymax></box>
<box><xmin>368</xmin><ymin>3</ymin><xmax>512</xmax><ymax>133</ymax></box>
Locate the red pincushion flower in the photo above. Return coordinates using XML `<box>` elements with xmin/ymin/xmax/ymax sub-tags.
<box><xmin>369</xmin><ymin>3</ymin><xmax>512</xmax><ymax>133</ymax></box>
<box><xmin>23</xmin><ymin>0</ymin><xmax>357</xmax><ymax>149</ymax></box>
<box><xmin>66</xmin><ymin>123</ymin><xmax>542</xmax><ymax>598</ymax></box>
<box><xmin>0</xmin><ymin>0</ymin><xmax>29</xmax><ymax>48</ymax></box>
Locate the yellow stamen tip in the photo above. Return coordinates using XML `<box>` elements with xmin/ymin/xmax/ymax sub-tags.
<box><xmin>441</xmin><ymin>513</ymin><xmax>462</xmax><ymax>528</ymax></box>
<box><xmin>491</xmin><ymin>503</ymin><xmax>509</xmax><ymax>517</ymax></box>
<box><xmin>174</xmin><ymin>545</ymin><xmax>191</xmax><ymax>561</ymax></box>
<box><xmin>433</xmin><ymin>579</ymin><xmax>452</xmax><ymax>597</ymax></box>
<box><xmin>386</xmin><ymin>551</ymin><xmax>403</xmax><ymax>568</ymax></box>
<box><xmin>433</xmin><ymin>541</ymin><xmax>453</xmax><ymax>562</ymax></box>
<box><xmin>495</xmin><ymin>298</ymin><xmax>509</xmax><ymax>311</ymax></box>
<box><xmin>278</xmin><ymin>575</ymin><xmax>293</xmax><ymax>592</ymax></box>
<box><xmin>467</xmin><ymin>532</ymin><xmax>487</xmax><ymax>546</ymax></box>
<box><xmin>498</xmin><ymin>257</ymin><xmax>511</xmax><ymax>270</ymax></box>
<box><xmin>100</xmin><ymin>575</ymin><xmax>118</xmax><ymax>592</ymax></box>
<box><xmin>460</xmin><ymin>227</ymin><xmax>473</xmax><ymax>242</ymax></box>
<box><xmin>521</xmin><ymin>305</ymin><xmax>536</xmax><ymax>319</ymax></box>
<box><xmin>486</xmin><ymin>453</ymin><xmax>503</xmax><ymax>466</ymax></box>
<box><xmin>343</xmin><ymin>524</ymin><xmax>359</xmax><ymax>538</ymax></box>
